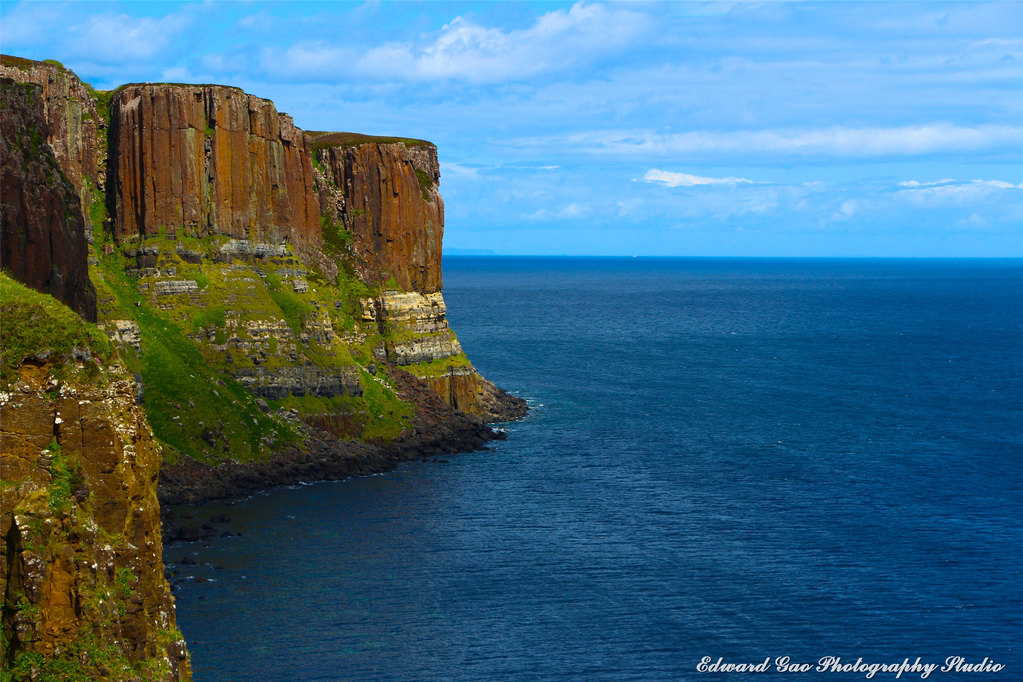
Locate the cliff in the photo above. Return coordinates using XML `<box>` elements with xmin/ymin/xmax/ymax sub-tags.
<box><xmin>109</xmin><ymin>84</ymin><xmax>321</xmax><ymax>254</ymax></box>
<box><xmin>314</xmin><ymin>135</ymin><xmax>524</xmax><ymax>420</ymax></box>
<box><xmin>0</xmin><ymin>274</ymin><xmax>189</xmax><ymax>680</ymax></box>
<box><xmin>0</xmin><ymin>56</ymin><xmax>103</xmax><ymax>225</ymax></box>
<box><xmin>1</xmin><ymin>54</ymin><xmax>524</xmax><ymax>676</ymax></box>
<box><xmin>312</xmin><ymin>133</ymin><xmax>443</xmax><ymax>293</ymax></box>
<box><xmin>0</xmin><ymin>77</ymin><xmax>97</xmax><ymax>322</ymax></box>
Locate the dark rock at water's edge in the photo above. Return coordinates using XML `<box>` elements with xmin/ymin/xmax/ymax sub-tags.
<box><xmin>158</xmin><ymin>368</ymin><xmax>522</xmax><ymax>506</ymax></box>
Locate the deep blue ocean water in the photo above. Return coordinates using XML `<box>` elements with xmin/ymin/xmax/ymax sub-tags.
<box><xmin>165</xmin><ymin>258</ymin><xmax>1023</xmax><ymax>681</ymax></box>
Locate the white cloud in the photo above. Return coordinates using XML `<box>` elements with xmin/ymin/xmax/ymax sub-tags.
<box><xmin>1</xmin><ymin>3</ymin><xmax>195</xmax><ymax>66</ymax></box>
<box><xmin>829</xmin><ymin>200</ymin><xmax>860</xmax><ymax>222</ymax></box>
<box><xmin>977</xmin><ymin>179</ymin><xmax>1023</xmax><ymax>189</ymax></box>
<box><xmin>896</xmin><ymin>178</ymin><xmax>1023</xmax><ymax>206</ymax></box>
<box><xmin>540</xmin><ymin>124</ymin><xmax>1023</xmax><ymax>158</ymax></box>
<box><xmin>557</xmin><ymin>203</ymin><xmax>588</xmax><ymax>219</ymax></box>
<box><xmin>264</xmin><ymin>42</ymin><xmax>351</xmax><ymax>78</ymax></box>
<box><xmin>897</xmin><ymin>178</ymin><xmax>958</xmax><ymax>187</ymax></box>
<box><xmin>262</xmin><ymin>2</ymin><xmax>648</xmax><ymax>83</ymax></box>
<box><xmin>0</xmin><ymin>2</ymin><xmax>64</xmax><ymax>46</ymax></box>
<box><xmin>72</xmin><ymin>13</ymin><xmax>191</xmax><ymax>62</ymax></box>
<box><xmin>523</xmin><ymin>202</ymin><xmax>590</xmax><ymax>221</ymax></box>
<box><xmin>643</xmin><ymin>169</ymin><xmax>755</xmax><ymax>187</ymax></box>
<box><xmin>616</xmin><ymin>198</ymin><xmax>645</xmax><ymax>219</ymax></box>
<box><xmin>957</xmin><ymin>214</ymin><xmax>989</xmax><ymax>230</ymax></box>
<box><xmin>440</xmin><ymin>162</ymin><xmax>482</xmax><ymax>180</ymax></box>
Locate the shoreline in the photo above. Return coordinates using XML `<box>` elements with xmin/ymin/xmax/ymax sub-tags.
<box><xmin>158</xmin><ymin>368</ymin><xmax>526</xmax><ymax>532</ymax></box>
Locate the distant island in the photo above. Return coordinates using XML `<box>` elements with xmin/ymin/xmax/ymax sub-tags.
<box><xmin>445</xmin><ymin>247</ymin><xmax>498</xmax><ymax>255</ymax></box>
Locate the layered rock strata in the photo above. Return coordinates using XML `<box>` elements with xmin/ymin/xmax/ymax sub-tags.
<box><xmin>3</xmin><ymin>54</ymin><xmax>525</xmax><ymax>470</ymax></box>
<box><xmin>316</xmin><ymin>138</ymin><xmax>525</xmax><ymax>420</ymax></box>
<box><xmin>1</xmin><ymin>53</ymin><xmax>530</xmax><ymax>673</ymax></box>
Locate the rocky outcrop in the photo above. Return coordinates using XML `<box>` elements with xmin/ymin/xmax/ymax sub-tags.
<box><xmin>360</xmin><ymin>291</ymin><xmax>452</xmax><ymax>332</ymax></box>
<box><xmin>0</xmin><ymin>77</ymin><xmax>97</xmax><ymax>321</ymax></box>
<box><xmin>356</xmin><ymin>289</ymin><xmax>525</xmax><ymax>420</ymax></box>
<box><xmin>313</xmin><ymin>138</ymin><xmax>524</xmax><ymax>420</ymax></box>
<box><xmin>361</xmin><ymin>291</ymin><xmax>462</xmax><ymax>363</ymax></box>
<box><xmin>0</xmin><ymin>56</ymin><xmax>103</xmax><ymax>222</ymax></box>
<box><xmin>233</xmin><ymin>365</ymin><xmax>362</xmax><ymax>400</ymax></box>
<box><xmin>0</xmin><ymin>274</ymin><xmax>189</xmax><ymax>680</ymax></box>
<box><xmin>109</xmin><ymin>84</ymin><xmax>321</xmax><ymax>253</ymax></box>
<box><xmin>315</xmin><ymin>136</ymin><xmax>443</xmax><ymax>293</ymax></box>
<box><xmin>423</xmin><ymin>367</ymin><xmax>527</xmax><ymax>422</ymax></box>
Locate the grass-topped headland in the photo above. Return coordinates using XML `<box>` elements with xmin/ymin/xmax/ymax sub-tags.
<box><xmin>308</xmin><ymin>131</ymin><xmax>435</xmax><ymax>150</ymax></box>
<box><xmin>115</xmin><ymin>81</ymin><xmax>248</xmax><ymax>94</ymax></box>
<box><xmin>1</xmin><ymin>54</ymin><xmax>67</xmax><ymax>71</ymax></box>
<box><xmin>0</xmin><ymin>54</ymin><xmax>38</xmax><ymax>71</ymax></box>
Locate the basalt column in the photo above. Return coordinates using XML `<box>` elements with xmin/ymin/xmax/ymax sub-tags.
<box><xmin>109</xmin><ymin>84</ymin><xmax>321</xmax><ymax>252</ymax></box>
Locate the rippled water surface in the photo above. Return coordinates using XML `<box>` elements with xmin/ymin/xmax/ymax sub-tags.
<box><xmin>165</xmin><ymin>258</ymin><xmax>1023</xmax><ymax>680</ymax></box>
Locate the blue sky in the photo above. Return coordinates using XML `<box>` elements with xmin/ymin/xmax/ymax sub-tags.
<box><xmin>3</xmin><ymin>1</ymin><xmax>1021</xmax><ymax>256</ymax></box>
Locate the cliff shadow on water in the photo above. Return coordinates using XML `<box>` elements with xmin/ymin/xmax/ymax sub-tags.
<box><xmin>1</xmin><ymin>54</ymin><xmax>525</xmax><ymax>679</ymax></box>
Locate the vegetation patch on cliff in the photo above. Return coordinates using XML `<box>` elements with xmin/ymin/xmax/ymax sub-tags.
<box><xmin>402</xmin><ymin>352</ymin><xmax>474</xmax><ymax>379</ymax></box>
<box><xmin>415</xmin><ymin>169</ymin><xmax>436</xmax><ymax>202</ymax></box>
<box><xmin>0</xmin><ymin>273</ymin><xmax>111</xmax><ymax>387</ymax></box>
<box><xmin>88</xmin><ymin>245</ymin><xmax>298</xmax><ymax>464</ymax></box>
<box><xmin>85</xmin><ymin>228</ymin><xmax>434</xmax><ymax>453</ymax></box>
<box><xmin>0</xmin><ymin>54</ymin><xmax>38</xmax><ymax>71</ymax></box>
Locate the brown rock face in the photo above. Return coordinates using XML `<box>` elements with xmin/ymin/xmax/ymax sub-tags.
<box><xmin>110</xmin><ymin>84</ymin><xmax>321</xmax><ymax>252</ymax></box>
<box><xmin>317</xmin><ymin>139</ymin><xmax>443</xmax><ymax>293</ymax></box>
<box><xmin>425</xmin><ymin>368</ymin><xmax>528</xmax><ymax>422</ymax></box>
<box><xmin>0</xmin><ymin>360</ymin><xmax>190</xmax><ymax>679</ymax></box>
<box><xmin>0</xmin><ymin>78</ymin><xmax>97</xmax><ymax>321</ymax></box>
<box><xmin>0</xmin><ymin>56</ymin><xmax>103</xmax><ymax>221</ymax></box>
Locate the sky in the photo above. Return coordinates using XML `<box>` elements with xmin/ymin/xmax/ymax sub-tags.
<box><xmin>2</xmin><ymin>1</ymin><xmax>1021</xmax><ymax>256</ymax></box>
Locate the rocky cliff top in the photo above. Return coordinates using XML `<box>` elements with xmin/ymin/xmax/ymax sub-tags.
<box><xmin>308</xmin><ymin>131</ymin><xmax>435</xmax><ymax>150</ymax></box>
<box><xmin>109</xmin><ymin>82</ymin><xmax>321</xmax><ymax>249</ymax></box>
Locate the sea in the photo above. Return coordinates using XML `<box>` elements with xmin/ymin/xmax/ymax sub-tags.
<box><xmin>163</xmin><ymin>257</ymin><xmax>1022</xmax><ymax>681</ymax></box>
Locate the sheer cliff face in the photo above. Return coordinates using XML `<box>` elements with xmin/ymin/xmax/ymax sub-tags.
<box><xmin>316</xmin><ymin>139</ymin><xmax>523</xmax><ymax>421</ymax></box>
<box><xmin>0</xmin><ymin>78</ymin><xmax>97</xmax><ymax>322</ymax></box>
<box><xmin>316</xmin><ymin>139</ymin><xmax>444</xmax><ymax>294</ymax></box>
<box><xmin>110</xmin><ymin>84</ymin><xmax>321</xmax><ymax>251</ymax></box>
<box><xmin>0</xmin><ymin>276</ymin><xmax>190</xmax><ymax>680</ymax></box>
<box><xmin>0</xmin><ymin>57</ymin><xmax>103</xmax><ymax>220</ymax></box>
